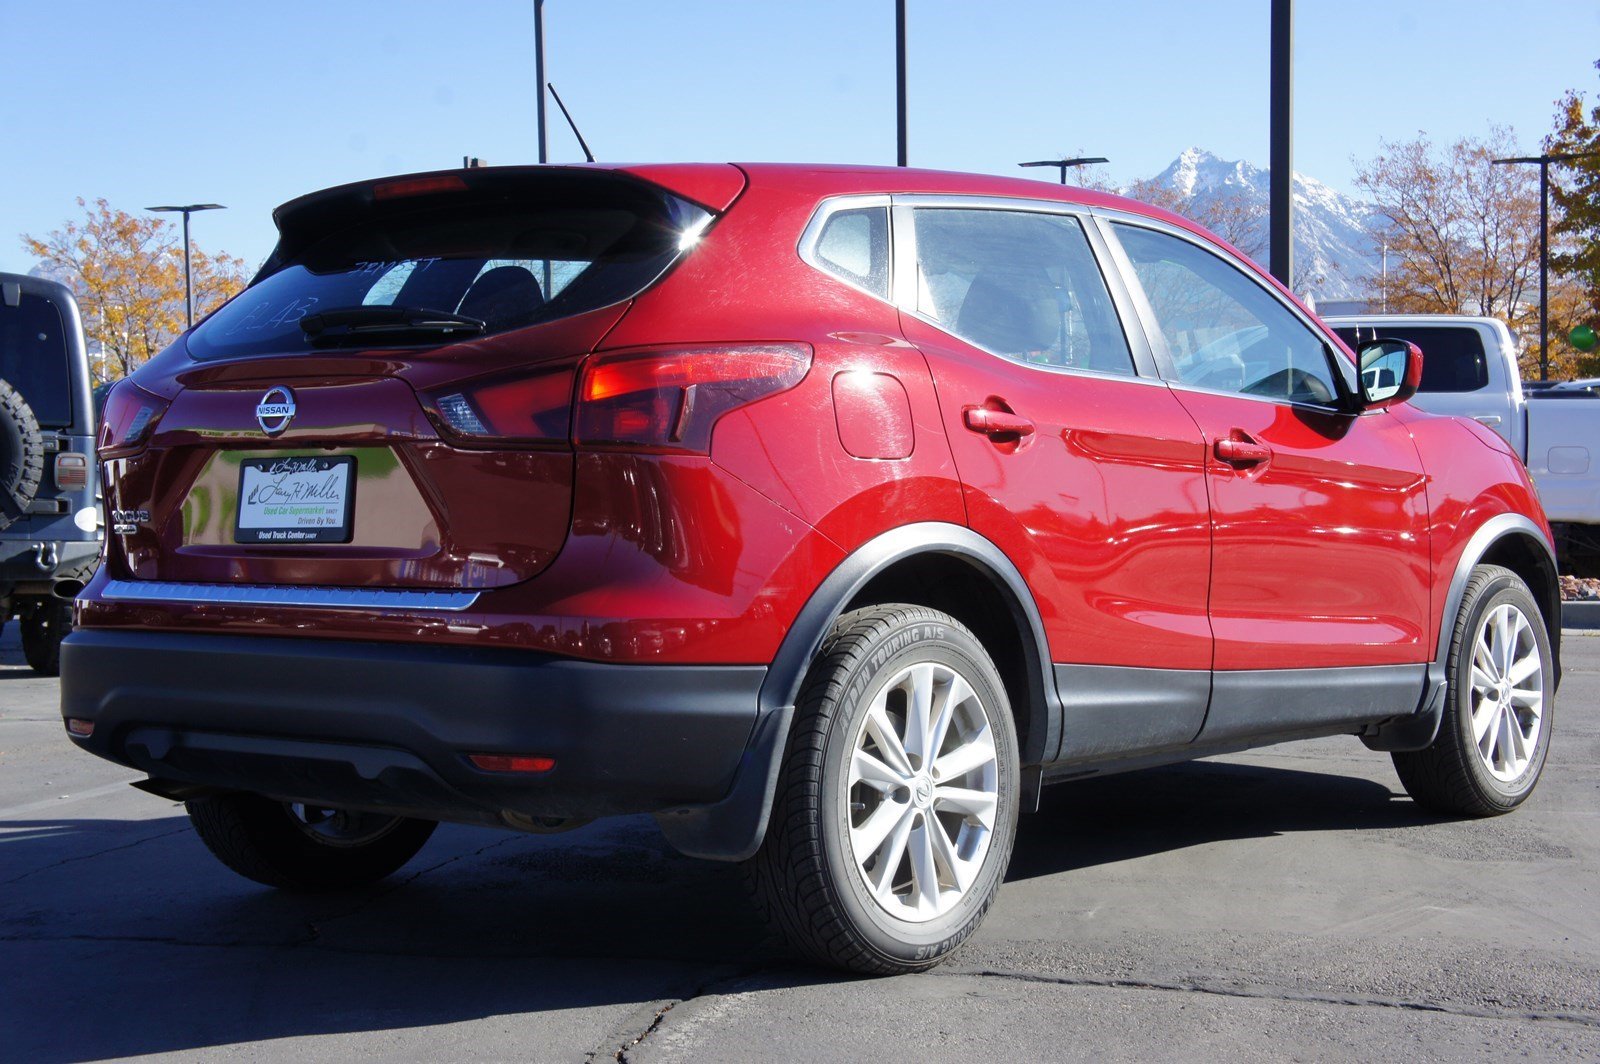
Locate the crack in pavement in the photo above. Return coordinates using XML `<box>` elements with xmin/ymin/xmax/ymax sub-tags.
<box><xmin>950</xmin><ymin>966</ymin><xmax>1600</xmax><ymax>1031</ymax></box>
<box><xmin>0</xmin><ymin>825</ymin><xmax>190</xmax><ymax>886</ymax></box>
<box><xmin>594</xmin><ymin>964</ymin><xmax>775</xmax><ymax>1064</ymax></box>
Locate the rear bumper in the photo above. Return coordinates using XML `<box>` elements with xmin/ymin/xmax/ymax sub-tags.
<box><xmin>60</xmin><ymin>629</ymin><xmax>766</xmax><ymax>829</ymax></box>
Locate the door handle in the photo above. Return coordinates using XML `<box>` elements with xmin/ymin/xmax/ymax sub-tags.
<box><xmin>1472</xmin><ymin>414</ymin><xmax>1503</xmax><ymax>426</ymax></box>
<box><xmin>1214</xmin><ymin>435</ymin><xmax>1271</xmax><ymax>465</ymax></box>
<box><xmin>963</xmin><ymin>407</ymin><xmax>1035</xmax><ymax>438</ymax></box>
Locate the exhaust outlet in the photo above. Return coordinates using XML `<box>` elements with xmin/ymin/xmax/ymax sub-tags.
<box><xmin>53</xmin><ymin>578</ymin><xmax>86</xmax><ymax>599</ymax></box>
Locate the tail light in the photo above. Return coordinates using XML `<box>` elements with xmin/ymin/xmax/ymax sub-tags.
<box><xmin>576</xmin><ymin>344</ymin><xmax>811</xmax><ymax>454</ymax></box>
<box><xmin>425</xmin><ymin>367</ymin><xmax>575</xmax><ymax>445</ymax></box>
<box><xmin>98</xmin><ymin>381</ymin><xmax>170</xmax><ymax>457</ymax></box>
<box><xmin>54</xmin><ymin>452</ymin><xmax>89</xmax><ymax>490</ymax></box>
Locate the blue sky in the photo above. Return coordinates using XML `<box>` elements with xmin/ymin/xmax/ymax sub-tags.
<box><xmin>3</xmin><ymin>0</ymin><xmax>1596</xmax><ymax>274</ymax></box>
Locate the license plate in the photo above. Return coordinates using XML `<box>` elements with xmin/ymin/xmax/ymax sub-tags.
<box><xmin>235</xmin><ymin>455</ymin><xmax>356</xmax><ymax>544</ymax></box>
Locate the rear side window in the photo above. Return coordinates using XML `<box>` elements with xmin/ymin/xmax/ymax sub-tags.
<box><xmin>1332</xmin><ymin>325</ymin><xmax>1489</xmax><ymax>393</ymax></box>
<box><xmin>812</xmin><ymin>207</ymin><xmax>889</xmax><ymax>298</ymax></box>
<box><xmin>188</xmin><ymin>179</ymin><xmax>710</xmax><ymax>360</ymax></box>
<box><xmin>0</xmin><ymin>291</ymin><xmax>72</xmax><ymax>426</ymax></box>
<box><xmin>910</xmin><ymin>208</ymin><xmax>1135</xmax><ymax>375</ymax></box>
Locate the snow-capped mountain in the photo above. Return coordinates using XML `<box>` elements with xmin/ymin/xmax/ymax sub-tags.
<box><xmin>1138</xmin><ymin>148</ymin><xmax>1379</xmax><ymax>304</ymax></box>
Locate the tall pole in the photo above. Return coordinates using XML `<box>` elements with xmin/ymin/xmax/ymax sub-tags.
<box><xmin>895</xmin><ymin>0</ymin><xmax>907</xmax><ymax>167</ymax></box>
<box><xmin>1539</xmin><ymin>158</ymin><xmax>1549</xmax><ymax>381</ymax></box>
<box><xmin>535</xmin><ymin>0</ymin><xmax>548</xmax><ymax>163</ymax></box>
<box><xmin>181</xmin><ymin>211</ymin><xmax>193</xmax><ymax>329</ymax></box>
<box><xmin>147</xmin><ymin>204</ymin><xmax>223</xmax><ymax>331</ymax></box>
<box><xmin>1269</xmin><ymin>0</ymin><xmax>1293</xmax><ymax>288</ymax></box>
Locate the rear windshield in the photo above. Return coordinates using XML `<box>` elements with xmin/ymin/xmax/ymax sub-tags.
<box><xmin>1333</xmin><ymin>325</ymin><xmax>1489</xmax><ymax>393</ymax></box>
<box><xmin>188</xmin><ymin>179</ymin><xmax>709</xmax><ymax>361</ymax></box>
<box><xmin>0</xmin><ymin>291</ymin><xmax>73</xmax><ymax>426</ymax></box>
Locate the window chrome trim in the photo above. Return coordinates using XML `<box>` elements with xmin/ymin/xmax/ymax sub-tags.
<box><xmin>887</xmin><ymin>195</ymin><xmax>1160</xmax><ymax>385</ymax></box>
<box><xmin>797</xmin><ymin>194</ymin><xmax>894</xmax><ymax>304</ymax></box>
<box><xmin>100</xmin><ymin>579</ymin><xmax>481</xmax><ymax>612</ymax></box>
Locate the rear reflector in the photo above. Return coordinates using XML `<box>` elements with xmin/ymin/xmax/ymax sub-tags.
<box><xmin>467</xmin><ymin>754</ymin><xmax>556</xmax><ymax>774</ymax></box>
<box><xmin>55</xmin><ymin>452</ymin><xmax>89</xmax><ymax>490</ymax></box>
<box><xmin>66</xmin><ymin>718</ymin><xmax>94</xmax><ymax>737</ymax></box>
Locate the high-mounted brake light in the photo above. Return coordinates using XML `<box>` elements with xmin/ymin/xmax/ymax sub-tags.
<box><xmin>576</xmin><ymin>344</ymin><xmax>811</xmax><ymax>454</ymax></box>
<box><xmin>426</xmin><ymin>367</ymin><xmax>575</xmax><ymax>444</ymax></box>
<box><xmin>373</xmin><ymin>174</ymin><xmax>469</xmax><ymax>200</ymax></box>
<box><xmin>98</xmin><ymin>381</ymin><xmax>170</xmax><ymax>456</ymax></box>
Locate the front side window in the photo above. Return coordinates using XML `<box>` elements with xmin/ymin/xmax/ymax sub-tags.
<box><xmin>1115</xmin><ymin>224</ymin><xmax>1340</xmax><ymax>406</ymax></box>
<box><xmin>911</xmin><ymin>208</ymin><xmax>1134</xmax><ymax>375</ymax></box>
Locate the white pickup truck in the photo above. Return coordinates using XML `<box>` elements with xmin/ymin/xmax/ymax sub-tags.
<box><xmin>1325</xmin><ymin>314</ymin><xmax>1600</xmax><ymax>574</ymax></box>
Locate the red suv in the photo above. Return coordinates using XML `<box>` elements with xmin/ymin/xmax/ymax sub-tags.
<box><xmin>63</xmin><ymin>164</ymin><xmax>1560</xmax><ymax>974</ymax></box>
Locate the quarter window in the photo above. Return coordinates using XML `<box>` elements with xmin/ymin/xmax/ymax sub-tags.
<box><xmin>1115</xmin><ymin>224</ymin><xmax>1341</xmax><ymax>406</ymax></box>
<box><xmin>812</xmin><ymin>207</ymin><xmax>890</xmax><ymax>298</ymax></box>
<box><xmin>910</xmin><ymin>208</ymin><xmax>1135</xmax><ymax>375</ymax></box>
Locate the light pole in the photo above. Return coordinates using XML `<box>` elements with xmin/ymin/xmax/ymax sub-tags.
<box><xmin>1492</xmin><ymin>150</ymin><xmax>1600</xmax><ymax>381</ymax></box>
<box><xmin>1268</xmin><ymin>0</ymin><xmax>1293</xmax><ymax>288</ymax></box>
<box><xmin>895</xmin><ymin>0</ymin><xmax>908</xmax><ymax>166</ymax></box>
<box><xmin>147</xmin><ymin>203</ymin><xmax>225</xmax><ymax>330</ymax></box>
<box><xmin>535</xmin><ymin>0</ymin><xmax>548</xmax><ymax>163</ymax></box>
<box><xmin>1019</xmin><ymin>157</ymin><xmax>1109</xmax><ymax>185</ymax></box>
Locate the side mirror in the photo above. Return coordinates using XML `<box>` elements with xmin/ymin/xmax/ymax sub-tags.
<box><xmin>1357</xmin><ymin>339</ymin><xmax>1423</xmax><ymax>409</ymax></box>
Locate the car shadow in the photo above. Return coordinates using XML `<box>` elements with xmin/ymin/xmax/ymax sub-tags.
<box><xmin>1007</xmin><ymin>756</ymin><xmax>1441</xmax><ymax>881</ymax></box>
<box><xmin>4</xmin><ymin>757</ymin><xmax>1444</xmax><ymax>1061</ymax></box>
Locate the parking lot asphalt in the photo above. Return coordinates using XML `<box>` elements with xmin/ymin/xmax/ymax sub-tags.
<box><xmin>3</xmin><ymin>629</ymin><xmax>1598</xmax><ymax>1063</ymax></box>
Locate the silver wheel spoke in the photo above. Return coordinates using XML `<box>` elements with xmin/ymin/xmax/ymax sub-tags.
<box><xmin>865</xmin><ymin>700</ymin><xmax>915</xmax><ymax>777</ymax></box>
<box><xmin>870</xmin><ymin>808</ymin><xmax>915</xmax><ymax>900</ymax></box>
<box><xmin>933</xmin><ymin>786</ymin><xmax>997</xmax><ymax>829</ymax></box>
<box><xmin>1471</xmin><ymin>695</ymin><xmax>1499</xmax><ymax>748</ymax></box>
<box><xmin>902</xmin><ymin>663</ymin><xmax>937</xmax><ymax>765</ymax></box>
<box><xmin>1506</xmin><ymin>651</ymin><xmax>1540</xmax><ymax>688</ymax></box>
<box><xmin>855</xmin><ymin>797</ymin><xmax>909</xmax><ymax>859</ymax></box>
<box><xmin>852</xmin><ymin>749</ymin><xmax>907</xmax><ymax>790</ymax></box>
<box><xmin>926</xmin><ymin>813</ymin><xmax>968</xmax><ymax>893</ymax></box>
<box><xmin>931</xmin><ymin>726</ymin><xmax>996</xmax><ymax>783</ymax></box>
<box><xmin>908</xmin><ymin>817</ymin><xmax>941</xmax><ymax>915</ymax></box>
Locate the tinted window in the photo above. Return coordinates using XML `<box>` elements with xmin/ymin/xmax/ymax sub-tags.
<box><xmin>189</xmin><ymin>186</ymin><xmax>709</xmax><ymax>361</ymax></box>
<box><xmin>911</xmin><ymin>209</ymin><xmax>1134</xmax><ymax>375</ymax></box>
<box><xmin>1332</xmin><ymin>325</ymin><xmax>1489</xmax><ymax>393</ymax></box>
<box><xmin>813</xmin><ymin>207</ymin><xmax>889</xmax><ymax>298</ymax></box>
<box><xmin>0</xmin><ymin>291</ymin><xmax>73</xmax><ymax>426</ymax></box>
<box><xmin>1116</xmin><ymin>224</ymin><xmax>1339</xmax><ymax>406</ymax></box>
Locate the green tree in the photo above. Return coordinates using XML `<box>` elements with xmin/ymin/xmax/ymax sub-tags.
<box><xmin>1548</xmin><ymin>59</ymin><xmax>1600</xmax><ymax>378</ymax></box>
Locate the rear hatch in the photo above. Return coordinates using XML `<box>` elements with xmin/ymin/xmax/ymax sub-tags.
<box><xmin>101</xmin><ymin>167</ymin><xmax>723</xmax><ymax>590</ymax></box>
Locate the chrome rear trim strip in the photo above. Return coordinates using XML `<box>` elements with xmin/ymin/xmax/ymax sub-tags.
<box><xmin>100</xmin><ymin>579</ymin><xmax>480</xmax><ymax>612</ymax></box>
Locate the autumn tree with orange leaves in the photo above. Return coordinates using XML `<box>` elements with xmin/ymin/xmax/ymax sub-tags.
<box><xmin>21</xmin><ymin>198</ymin><xmax>247</xmax><ymax>381</ymax></box>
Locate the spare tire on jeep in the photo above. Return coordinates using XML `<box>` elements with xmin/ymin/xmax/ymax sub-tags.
<box><xmin>0</xmin><ymin>377</ymin><xmax>44</xmax><ymax>531</ymax></box>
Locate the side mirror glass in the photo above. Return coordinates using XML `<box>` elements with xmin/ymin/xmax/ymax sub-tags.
<box><xmin>1358</xmin><ymin>339</ymin><xmax>1422</xmax><ymax>409</ymax></box>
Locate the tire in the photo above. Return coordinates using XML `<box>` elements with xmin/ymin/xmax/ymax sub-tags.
<box><xmin>747</xmin><ymin>605</ymin><xmax>1020</xmax><ymax>974</ymax></box>
<box><xmin>185</xmin><ymin>792</ymin><xmax>437</xmax><ymax>891</ymax></box>
<box><xmin>21</xmin><ymin>598</ymin><xmax>71</xmax><ymax>677</ymax></box>
<box><xmin>1393</xmin><ymin>565</ymin><xmax>1555</xmax><ymax>816</ymax></box>
<box><xmin>0</xmin><ymin>378</ymin><xmax>45</xmax><ymax>531</ymax></box>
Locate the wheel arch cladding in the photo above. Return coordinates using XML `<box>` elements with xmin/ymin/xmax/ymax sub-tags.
<box><xmin>1444</xmin><ymin>515</ymin><xmax>1561</xmax><ymax>681</ymax></box>
<box><xmin>653</xmin><ymin>522</ymin><xmax>1059</xmax><ymax>861</ymax></box>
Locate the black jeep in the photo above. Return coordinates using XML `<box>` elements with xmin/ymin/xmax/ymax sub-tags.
<box><xmin>0</xmin><ymin>273</ymin><xmax>100</xmax><ymax>674</ymax></box>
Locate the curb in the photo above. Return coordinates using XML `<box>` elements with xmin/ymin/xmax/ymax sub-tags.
<box><xmin>1562</xmin><ymin>600</ymin><xmax>1600</xmax><ymax>630</ymax></box>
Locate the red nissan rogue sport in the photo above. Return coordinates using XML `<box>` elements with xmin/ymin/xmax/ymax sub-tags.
<box><xmin>63</xmin><ymin>163</ymin><xmax>1560</xmax><ymax>974</ymax></box>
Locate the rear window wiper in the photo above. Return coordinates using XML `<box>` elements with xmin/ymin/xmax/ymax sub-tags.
<box><xmin>298</xmin><ymin>305</ymin><xmax>485</xmax><ymax>345</ymax></box>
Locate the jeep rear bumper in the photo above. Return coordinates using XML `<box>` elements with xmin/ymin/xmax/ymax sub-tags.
<box><xmin>61</xmin><ymin>629</ymin><xmax>768</xmax><ymax>846</ymax></box>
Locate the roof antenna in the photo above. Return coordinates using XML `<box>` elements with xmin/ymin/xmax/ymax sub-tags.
<box><xmin>547</xmin><ymin>83</ymin><xmax>595</xmax><ymax>163</ymax></box>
